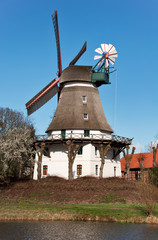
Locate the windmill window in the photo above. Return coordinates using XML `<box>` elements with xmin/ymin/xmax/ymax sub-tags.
<box><xmin>78</xmin><ymin>146</ymin><xmax>83</xmax><ymax>155</ymax></box>
<box><xmin>43</xmin><ymin>165</ymin><xmax>48</xmax><ymax>175</ymax></box>
<box><xmin>77</xmin><ymin>165</ymin><xmax>82</xmax><ymax>175</ymax></box>
<box><xmin>84</xmin><ymin>130</ymin><xmax>89</xmax><ymax>137</ymax></box>
<box><xmin>95</xmin><ymin>165</ymin><xmax>98</xmax><ymax>175</ymax></box>
<box><xmin>82</xmin><ymin>96</ymin><xmax>87</xmax><ymax>103</ymax></box>
<box><xmin>83</xmin><ymin>113</ymin><xmax>88</xmax><ymax>120</ymax></box>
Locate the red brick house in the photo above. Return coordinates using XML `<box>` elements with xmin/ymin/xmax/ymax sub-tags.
<box><xmin>121</xmin><ymin>148</ymin><xmax>158</xmax><ymax>180</ymax></box>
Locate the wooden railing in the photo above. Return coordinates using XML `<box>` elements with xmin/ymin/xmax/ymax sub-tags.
<box><xmin>35</xmin><ymin>133</ymin><xmax>132</xmax><ymax>144</ymax></box>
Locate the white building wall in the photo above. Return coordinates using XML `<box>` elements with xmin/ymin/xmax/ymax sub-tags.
<box><xmin>74</xmin><ymin>143</ymin><xmax>92</xmax><ymax>178</ymax></box>
<box><xmin>33</xmin><ymin>142</ymin><xmax>121</xmax><ymax>180</ymax></box>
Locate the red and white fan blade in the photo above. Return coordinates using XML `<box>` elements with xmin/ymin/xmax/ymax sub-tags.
<box><xmin>94</xmin><ymin>55</ymin><xmax>102</xmax><ymax>60</ymax></box>
<box><xmin>108</xmin><ymin>57</ymin><xmax>115</xmax><ymax>65</ymax></box>
<box><xmin>108</xmin><ymin>45</ymin><xmax>118</xmax><ymax>57</ymax></box>
<box><xmin>95</xmin><ymin>48</ymin><xmax>103</xmax><ymax>55</ymax></box>
<box><xmin>105</xmin><ymin>59</ymin><xmax>109</xmax><ymax>68</ymax></box>
<box><xmin>109</xmin><ymin>52</ymin><xmax>118</xmax><ymax>58</ymax></box>
<box><xmin>108</xmin><ymin>44</ymin><xmax>115</xmax><ymax>53</ymax></box>
<box><xmin>101</xmin><ymin>43</ymin><xmax>109</xmax><ymax>53</ymax></box>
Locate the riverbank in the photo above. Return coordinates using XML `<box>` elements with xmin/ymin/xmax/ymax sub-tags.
<box><xmin>0</xmin><ymin>203</ymin><xmax>158</xmax><ymax>224</ymax></box>
<box><xmin>0</xmin><ymin>176</ymin><xmax>158</xmax><ymax>224</ymax></box>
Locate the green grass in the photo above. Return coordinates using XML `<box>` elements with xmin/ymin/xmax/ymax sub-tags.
<box><xmin>0</xmin><ymin>202</ymin><xmax>157</xmax><ymax>222</ymax></box>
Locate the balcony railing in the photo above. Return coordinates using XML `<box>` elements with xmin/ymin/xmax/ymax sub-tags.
<box><xmin>35</xmin><ymin>133</ymin><xmax>132</xmax><ymax>145</ymax></box>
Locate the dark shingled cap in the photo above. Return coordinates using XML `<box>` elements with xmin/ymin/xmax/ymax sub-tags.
<box><xmin>59</xmin><ymin>65</ymin><xmax>92</xmax><ymax>84</ymax></box>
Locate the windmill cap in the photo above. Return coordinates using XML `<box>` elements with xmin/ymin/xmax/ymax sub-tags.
<box><xmin>59</xmin><ymin>65</ymin><xmax>92</xmax><ymax>84</ymax></box>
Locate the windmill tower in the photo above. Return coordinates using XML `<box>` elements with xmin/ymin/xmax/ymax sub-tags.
<box><xmin>26</xmin><ymin>11</ymin><xmax>132</xmax><ymax>180</ymax></box>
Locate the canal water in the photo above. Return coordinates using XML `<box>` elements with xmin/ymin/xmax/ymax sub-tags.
<box><xmin>0</xmin><ymin>221</ymin><xmax>158</xmax><ymax>240</ymax></box>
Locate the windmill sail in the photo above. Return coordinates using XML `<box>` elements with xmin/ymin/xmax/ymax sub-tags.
<box><xmin>26</xmin><ymin>78</ymin><xmax>59</xmax><ymax>115</ymax></box>
<box><xmin>69</xmin><ymin>41</ymin><xmax>87</xmax><ymax>66</ymax></box>
<box><xmin>52</xmin><ymin>11</ymin><xmax>62</xmax><ymax>76</ymax></box>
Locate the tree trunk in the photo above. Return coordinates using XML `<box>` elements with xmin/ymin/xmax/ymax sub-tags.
<box><xmin>18</xmin><ymin>162</ymin><xmax>22</xmax><ymax>179</ymax></box>
<box><xmin>68</xmin><ymin>160</ymin><xmax>73</xmax><ymax>180</ymax></box>
<box><xmin>99</xmin><ymin>159</ymin><xmax>104</xmax><ymax>178</ymax></box>
<box><xmin>99</xmin><ymin>143</ymin><xmax>111</xmax><ymax>178</ymax></box>
<box><xmin>126</xmin><ymin>167</ymin><xmax>130</xmax><ymax>180</ymax></box>
<box><xmin>153</xmin><ymin>146</ymin><xmax>157</xmax><ymax>167</ymax></box>
<box><xmin>35</xmin><ymin>142</ymin><xmax>45</xmax><ymax>180</ymax></box>
<box><xmin>29</xmin><ymin>157</ymin><xmax>34</xmax><ymax>179</ymax></box>
<box><xmin>138</xmin><ymin>154</ymin><xmax>145</xmax><ymax>181</ymax></box>
<box><xmin>65</xmin><ymin>140</ymin><xmax>79</xmax><ymax>180</ymax></box>
<box><xmin>123</xmin><ymin>146</ymin><xmax>135</xmax><ymax>180</ymax></box>
<box><xmin>37</xmin><ymin>155</ymin><xmax>42</xmax><ymax>179</ymax></box>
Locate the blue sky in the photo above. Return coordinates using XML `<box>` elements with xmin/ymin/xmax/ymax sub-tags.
<box><xmin>0</xmin><ymin>0</ymin><xmax>158</xmax><ymax>152</ymax></box>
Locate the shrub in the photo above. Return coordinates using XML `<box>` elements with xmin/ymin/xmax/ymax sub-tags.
<box><xmin>149</xmin><ymin>167</ymin><xmax>158</xmax><ymax>186</ymax></box>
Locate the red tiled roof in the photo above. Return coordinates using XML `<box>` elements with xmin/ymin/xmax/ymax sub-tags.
<box><xmin>121</xmin><ymin>150</ymin><xmax>158</xmax><ymax>172</ymax></box>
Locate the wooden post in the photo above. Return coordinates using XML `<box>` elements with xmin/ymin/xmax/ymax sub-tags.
<box><xmin>99</xmin><ymin>143</ymin><xmax>111</xmax><ymax>178</ymax></box>
<box><xmin>123</xmin><ymin>145</ymin><xmax>135</xmax><ymax>180</ymax></box>
<box><xmin>35</xmin><ymin>142</ymin><xmax>45</xmax><ymax>180</ymax></box>
<box><xmin>65</xmin><ymin>140</ymin><xmax>80</xmax><ymax>180</ymax></box>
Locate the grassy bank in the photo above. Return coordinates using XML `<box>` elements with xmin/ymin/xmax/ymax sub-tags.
<box><xmin>0</xmin><ymin>177</ymin><xmax>158</xmax><ymax>223</ymax></box>
<box><xmin>0</xmin><ymin>202</ymin><xmax>158</xmax><ymax>224</ymax></box>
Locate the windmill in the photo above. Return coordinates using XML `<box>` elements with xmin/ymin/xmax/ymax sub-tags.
<box><xmin>26</xmin><ymin>11</ymin><xmax>132</xmax><ymax>180</ymax></box>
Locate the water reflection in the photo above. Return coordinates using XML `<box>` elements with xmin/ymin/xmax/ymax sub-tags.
<box><xmin>0</xmin><ymin>221</ymin><xmax>158</xmax><ymax>240</ymax></box>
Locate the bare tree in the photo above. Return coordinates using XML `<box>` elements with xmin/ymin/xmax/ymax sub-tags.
<box><xmin>145</xmin><ymin>142</ymin><xmax>153</xmax><ymax>153</ymax></box>
<box><xmin>137</xmin><ymin>153</ymin><xmax>146</xmax><ymax>181</ymax></box>
<box><xmin>65</xmin><ymin>140</ymin><xmax>79</xmax><ymax>180</ymax></box>
<box><xmin>99</xmin><ymin>143</ymin><xmax>111</xmax><ymax>178</ymax></box>
<box><xmin>123</xmin><ymin>145</ymin><xmax>135</xmax><ymax>180</ymax></box>
<box><xmin>0</xmin><ymin>107</ymin><xmax>33</xmax><ymax>136</ymax></box>
<box><xmin>152</xmin><ymin>145</ymin><xmax>158</xmax><ymax>167</ymax></box>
